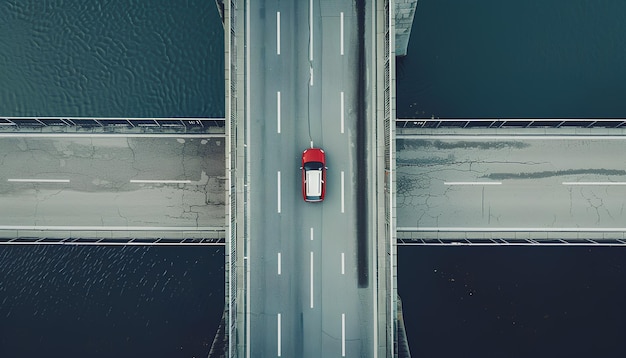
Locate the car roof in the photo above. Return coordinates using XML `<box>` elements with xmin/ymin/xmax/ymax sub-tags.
<box><xmin>305</xmin><ymin>169</ymin><xmax>322</xmax><ymax>197</ymax></box>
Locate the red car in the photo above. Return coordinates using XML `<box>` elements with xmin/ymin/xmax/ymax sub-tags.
<box><xmin>301</xmin><ymin>148</ymin><xmax>327</xmax><ymax>202</ymax></box>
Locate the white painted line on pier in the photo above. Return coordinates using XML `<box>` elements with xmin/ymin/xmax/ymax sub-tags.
<box><xmin>398</xmin><ymin>226</ymin><xmax>626</xmax><ymax>232</ymax></box>
<box><xmin>277</xmin><ymin>313</ymin><xmax>282</xmax><ymax>356</ymax></box>
<box><xmin>246</xmin><ymin>1</ymin><xmax>252</xmax><ymax>357</ymax></box>
<box><xmin>276</xmin><ymin>12</ymin><xmax>281</xmax><ymax>55</ymax></box>
<box><xmin>340</xmin><ymin>12</ymin><xmax>344</xmax><ymax>55</ymax></box>
<box><xmin>309</xmin><ymin>0</ymin><xmax>313</xmax><ymax>61</ymax></box>
<box><xmin>341</xmin><ymin>313</ymin><xmax>346</xmax><ymax>356</ymax></box>
<box><xmin>310</xmin><ymin>66</ymin><xmax>314</xmax><ymax>86</ymax></box>
<box><xmin>0</xmin><ymin>241</ymin><xmax>225</xmax><ymax>247</ymax></box>
<box><xmin>310</xmin><ymin>251</ymin><xmax>314</xmax><ymax>308</ymax></box>
<box><xmin>130</xmin><ymin>180</ymin><xmax>191</xmax><ymax>184</ymax></box>
<box><xmin>341</xmin><ymin>252</ymin><xmax>345</xmax><ymax>275</ymax></box>
<box><xmin>340</xmin><ymin>91</ymin><xmax>345</xmax><ymax>134</ymax></box>
<box><xmin>277</xmin><ymin>171</ymin><xmax>282</xmax><ymax>213</ymax></box>
<box><xmin>277</xmin><ymin>252</ymin><xmax>282</xmax><ymax>275</ymax></box>
<box><xmin>563</xmin><ymin>182</ymin><xmax>626</xmax><ymax>186</ymax></box>
<box><xmin>0</xmin><ymin>225</ymin><xmax>221</xmax><ymax>231</ymax></box>
<box><xmin>397</xmin><ymin>134</ymin><xmax>626</xmax><ymax>140</ymax></box>
<box><xmin>341</xmin><ymin>171</ymin><xmax>345</xmax><ymax>213</ymax></box>
<box><xmin>8</xmin><ymin>179</ymin><xmax>70</xmax><ymax>183</ymax></box>
<box><xmin>277</xmin><ymin>91</ymin><xmax>281</xmax><ymax>133</ymax></box>
<box><xmin>0</xmin><ymin>133</ymin><xmax>222</xmax><ymax>138</ymax></box>
<box><xmin>444</xmin><ymin>181</ymin><xmax>502</xmax><ymax>186</ymax></box>
<box><xmin>310</xmin><ymin>227</ymin><xmax>314</xmax><ymax>241</ymax></box>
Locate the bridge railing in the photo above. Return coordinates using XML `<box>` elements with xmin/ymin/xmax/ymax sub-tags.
<box><xmin>0</xmin><ymin>117</ymin><xmax>225</xmax><ymax>128</ymax></box>
<box><xmin>396</xmin><ymin>118</ymin><xmax>626</xmax><ymax>129</ymax></box>
<box><xmin>0</xmin><ymin>227</ymin><xmax>225</xmax><ymax>245</ymax></box>
<box><xmin>398</xmin><ymin>227</ymin><xmax>626</xmax><ymax>245</ymax></box>
<box><xmin>381</xmin><ymin>0</ymin><xmax>398</xmax><ymax>357</ymax></box>
<box><xmin>0</xmin><ymin>237</ymin><xmax>224</xmax><ymax>246</ymax></box>
<box><xmin>225</xmin><ymin>0</ymin><xmax>242</xmax><ymax>357</ymax></box>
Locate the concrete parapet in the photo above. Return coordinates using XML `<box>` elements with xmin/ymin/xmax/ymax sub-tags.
<box><xmin>208</xmin><ymin>306</ymin><xmax>228</xmax><ymax>358</ymax></box>
<box><xmin>395</xmin><ymin>0</ymin><xmax>418</xmax><ymax>56</ymax></box>
<box><xmin>397</xmin><ymin>296</ymin><xmax>412</xmax><ymax>357</ymax></box>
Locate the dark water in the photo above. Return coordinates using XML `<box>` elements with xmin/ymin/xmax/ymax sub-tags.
<box><xmin>0</xmin><ymin>245</ymin><xmax>224</xmax><ymax>358</ymax></box>
<box><xmin>397</xmin><ymin>0</ymin><xmax>626</xmax><ymax>119</ymax></box>
<box><xmin>0</xmin><ymin>0</ymin><xmax>224</xmax><ymax>117</ymax></box>
<box><xmin>398</xmin><ymin>246</ymin><xmax>626</xmax><ymax>358</ymax></box>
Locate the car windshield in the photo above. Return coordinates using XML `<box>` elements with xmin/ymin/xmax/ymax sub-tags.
<box><xmin>303</xmin><ymin>161</ymin><xmax>323</xmax><ymax>170</ymax></box>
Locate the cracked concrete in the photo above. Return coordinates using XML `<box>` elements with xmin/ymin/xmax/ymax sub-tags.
<box><xmin>0</xmin><ymin>136</ymin><xmax>225</xmax><ymax>231</ymax></box>
<box><xmin>397</xmin><ymin>136</ymin><xmax>626</xmax><ymax>230</ymax></box>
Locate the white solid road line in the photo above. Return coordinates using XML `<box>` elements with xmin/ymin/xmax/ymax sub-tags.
<box><xmin>276</xmin><ymin>12</ymin><xmax>281</xmax><ymax>55</ymax></box>
<box><xmin>277</xmin><ymin>171</ymin><xmax>281</xmax><ymax>213</ymax></box>
<box><xmin>340</xmin><ymin>91</ymin><xmax>345</xmax><ymax>134</ymax></box>
<box><xmin>341</xmin><ymin>171</ymin><xmax>345</xmax><ymax>213</ymax></box>
<box><xmin>341</xmin><ymin>252</ymin><xmax>345</xmax><ymax>275</ymax></box>
<box><xmin>245</xmin><ymin>1</ymin><xmax>251</xmax><ymax>356</ymax></box>
<box><xmin>563</xmin><ymin>182</ymin><xmax>626</xmax><ymax>185</ymax></box>
<box><xmin>309</xmin><ymin>0</ymin><xmax>313</xmax><ymax>61</ymax></box>
<box><xmin>277</xmin><ymin>313</ymin><xmax>282</xmax><ymax>357</ymax></box>
<box><xmin>310</xmin><ymin>66</ymin><xmax>314</xmax><ymax>86</ymax></box>
<box><xmin>397</xmin><ymin>134</ymin><xmax>626</xmax><ymax>140</ymax></box>
<box><xmin>8</xmin><ymin>179</ymin><xmax>70</xmax><ymax>183</ymax></box>
<box><xmin>310</xmin><ymin>251</ymin><xmax>314</xmax><ymax>308</ymax></box>
<box><xmin>130</xmin><ymin>180</ymin><xmax>192</xmax><ymax>184</ymax></box>
<box><xmin>277</xmin><ymin>252</ymin><xmax>282</xmax><ymax>275</ymax></box>
<box><xmin>444</xmin><ymin>181</ymin><xmax>502</xmax><ymax>185</ymax></box>
<box><xmin>340</xmin><ymin>12</ymin><xmax>344</xmax><ymax>55</ymax></box>
<box><xmin>0</xmin><ymin>133</ymin><xmax>222</xmax><ymax>138</ymax></box>
<box><xmin>399</xmin><ymin>226</ymin><xmax>626</xmax><ymax>232</ymax></box>
<box><xmin>0</xmin><ymin>241</ymin><xmax>224</xmax><ymax>247</ymax></box>
<box><xmin>277</xmin><ymin>91</ymin><xmax>281</xmax><ymax>133</ymax></box>
<box><xmin>310</xmin><ymin>227</ymin><xmax>314</xmax><ymax>241</ymax></box>
<box><xmin>341</xmin><ymin>313</ymin><xmax>346</xmax><ymax>356</ymax></box>
<box><xmin>0</xmin><ymin>225</ymin><xmax>222</xmax><ymax>231</ymax></box>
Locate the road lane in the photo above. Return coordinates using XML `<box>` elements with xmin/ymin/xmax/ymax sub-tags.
<box><xmin>248</xmin><ymin>0</ymin><xmax>303</xmax><ymax>356</ymax></box>
<box><xmin>316</xmin><ymin>2</ymin><xmax>373</xmax><ymax>357</ymax></box>
<box><xmin>247</xmin><ymin>0</ymin><xmax>371</xmax><ymax>357</ymax></box>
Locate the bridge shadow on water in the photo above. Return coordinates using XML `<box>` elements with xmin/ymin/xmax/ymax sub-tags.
<box><xmin>398</xmin><ymin>245</ymin><xmax>626</xmax><ymax>357</ymax></box>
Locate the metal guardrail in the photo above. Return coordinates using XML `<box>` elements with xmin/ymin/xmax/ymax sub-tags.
<box><xmin>382</xmin><ymin>0</ymin><xmax>398</xmax><ymax>357</ymax></box>
<box><xmin>396</xmin><ymin>118</ymin><xmax>626</xmax><ymax>129</ymax></box>
<box><xmin>0</xmin><ymin>237</ymin><xmax>225</xmax><ymax>245</ymax></box>
<box><xmin>0</xmin><ymin>227</ymin><xmax>226</xmax><ymax>245</ymax></box>
<box><xmin>397</xmin><ymin>228</ymin><xmax>626</xmax><ymax>246</ymax></box>
<box><xmin>0</xmin><ymin>117</ymin><xmax>225</xmax><ymax>128</ymax></box>
<box><xmin>224</xmin><ymin>1</ymin><xmax>241</xmax><ymax>357</ymax></box>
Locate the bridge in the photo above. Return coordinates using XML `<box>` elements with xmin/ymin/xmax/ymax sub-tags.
<box><xmin>224</xmin><ymin>0</ymin><xmax>395</xmax><ymax>356</ymax></box>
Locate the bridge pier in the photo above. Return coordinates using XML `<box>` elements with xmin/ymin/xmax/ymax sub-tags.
<box><xmin>395</xmin><ymin>0</ymin><xmax>419</xmax><ymax>56</ymax></box>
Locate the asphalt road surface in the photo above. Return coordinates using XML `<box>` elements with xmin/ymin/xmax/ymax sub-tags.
<box><xmin>247</xmin><ymin>0</ymin><xmax>374</xmax><ymax>356</ymax></box>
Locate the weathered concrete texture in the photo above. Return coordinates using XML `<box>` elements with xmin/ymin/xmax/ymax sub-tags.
<box><xmin>395</xmin><ymin>0</ymin><xmax>418</xmax><ymax>56</ymax></box>
<box><xmin>0</xmin><ymin>136</ymin><xmax>226</xmax><ymax>230</ymax></box>
<box><xmin>396</xmin><ymin>134</ymin><xmax>626</xmax><ymax>230</ymax></box>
